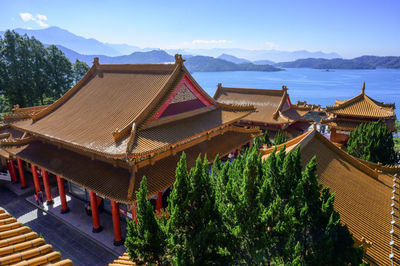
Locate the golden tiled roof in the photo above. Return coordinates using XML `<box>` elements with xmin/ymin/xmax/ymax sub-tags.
<box><xmin>326</xmin><ymin>83</ymin><xmax>395</xmax><ymax>119</ymax></box>
<box><xmin>130</xmin><ymin>108</ymin><xmax>251</xmax><ymax>155</ymax></box>
<box><xmin>321</xmin><ymin>116</ymin><xmax>396</xmax><ymax>131</ymax></box>
<box><xmin>3</xmin><ymin>105</ymin><xmax>50</xmax><ymax>122</ymax></box>
<box><xmin>0</xmin><ymin>208</ymin><xmax>73</xmax><ymax>265</ymax></box>
<box><xmin>262</xmin><ymin>129</ymin><xmax>400</xmax><ymax>265</ymax></box>
<box><xmin>109</xmin><ymin>253</ymin><xmax>136</xmax><ymax>266</ymax></box>
<box><xmin>213</xmin><ymin>85</ymin><xmax>309</xmax><ymax>125</ymax></box>
<box><xmin>321</xmin><ymin>117</ymin><xmax>368</xmax><ymax>131</ymax></box>
<box><xmin>2</xmin><ymin>127</ymin><xmax>258</xmax><ymax>203</ymax></box>
<box><xmin>10</xmin><ymin>63</ymin><xmax>178</xmax><ymax>157</ymax></box>
<box><xmin>6</xmin><ymin>57</ymin><xmax>254</xmax><ymax>161</ymax></box>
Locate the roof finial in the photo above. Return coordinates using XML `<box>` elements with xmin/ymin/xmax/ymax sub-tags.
<box><xmin>217</xmin><ymin>83</ymin><xmax>222</xmax><ymax>90</ymax></box>
<box><xmin>282</xmin><ymin>85</ymin><xmax>288</xmax><ymax>92</ymax></box>
<box><xmin>174</xmin><ymin>54</ymin><xmax>185</xmax><ymax>65</ymax></box>
<box><xmin>93</xmin><ymin>57</ymin><xmax>99</xmax><ymax>67</ymax></box>
<box><xmin>362</xmin><ymin>81</ymin><xmax>365</xmax><ymax>94</ymax></box>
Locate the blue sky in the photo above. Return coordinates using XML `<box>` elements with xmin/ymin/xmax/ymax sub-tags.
<box><xmin>0</xmin><ymin>0</ymin><xmax>399</xmax><ymax>58</ymax></box>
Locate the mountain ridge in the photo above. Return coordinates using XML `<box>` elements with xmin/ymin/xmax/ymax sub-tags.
<box><xmin>0</xmin><ymin>26</ymin><xmax>340</xmax><ymax>62</ymax></box>
<box><xmin>276</xmin><ymin>56</ymin><xmax>400</xmax><ymax>69</ymax></box>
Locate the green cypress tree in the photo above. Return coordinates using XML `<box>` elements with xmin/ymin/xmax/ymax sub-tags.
<box><xmin>274</xmin><ymin>130</ymin><xmax>288</xmax><ymax>145</ymax></box>
<box><xmin>293</xmin><ymin>157</ymin><xmax>363</xmax><ymax>264</ymax></box>
<box><xmin>166</xmin><ymin>152</ymin><xmax>191</xmax><ymax>264</ymax></box>
<box><xmin>125</xmin><ymin>176</ymin><xmax>166</xmax><ymax>264</ymax></box>
<box><xmin>348</xmin><ymin>121</ymin><xmax>398</xmax><ymax>165</ymax></box>
<box><xmin>262</xmin><ymin>130</ymin><xmax>272</xmax><ymax>147</ymax></box>
<box><xmin>167</xmin><ymin>153</ymin><xmax>225</xmax><ymax>265</ymax></box>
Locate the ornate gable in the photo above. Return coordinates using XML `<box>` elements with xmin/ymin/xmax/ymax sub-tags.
<box><xmin>151</xmin><ymin>74</ymin><xmax>214</xmax><ymax>120</ymax></box>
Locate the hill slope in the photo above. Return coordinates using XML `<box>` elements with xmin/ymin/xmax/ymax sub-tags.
<box><xmin>1</xmin><ymin>27</ymin><xmax>124</xmax><ymax>56</ymax></box>
<box><xmin>217</xmin><ymin>54</ymin><xmax>251</xmax><ymax>64</ymax></box>
<box><xmin>185</xmin><ymin>56</ymin><xmax>281</xmax><ymax>72</ymax></box>
<box><xmin>277</xmin><ymin>56</ymin><xmax>400</xmax><ymax>69</ymax></box>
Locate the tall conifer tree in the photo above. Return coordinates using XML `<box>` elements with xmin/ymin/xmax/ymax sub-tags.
<box><xmin>125</xmin><ymin>176</ymin><xmax>165</xmax><ymax>264</ymax></box>
<box><xmin>348</xmin><ymin>121</ymin><xmax>397</xmax><ymax>165</ymax></box>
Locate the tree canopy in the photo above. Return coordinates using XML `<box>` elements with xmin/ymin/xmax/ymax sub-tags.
<box><xmin>273</xmin><ymin>130</ymin><xmax>288</xmax><ymax>145</ymax></box>
<box><xmin>0</xmin><ymin>30</ymin><xmax>89</xmax><ymax>112</ymax></box>
<box><xmin>125</xmin><ymin>145</ymin><xmax>363</xmax><ymax>265</ymax></box>
<box><xmin>347</xmin><ymin>121</ymin><xmax>398</xmax><ymax>165</ymax></box>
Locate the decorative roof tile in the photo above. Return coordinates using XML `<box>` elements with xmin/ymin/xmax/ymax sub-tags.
<box><xmin>326</xmin><ymin>83</ymin><xmax>395</xmax><ymax>119</ymax></box>
<box><xmin>0</xmin><ymin>208</ymin><xmax>72</xmax><ymax>265</ymax></box>
<box><xmin>213</xmin><ymin>85</ymin><xmax>309</xmax><ymax>125</ymax></box>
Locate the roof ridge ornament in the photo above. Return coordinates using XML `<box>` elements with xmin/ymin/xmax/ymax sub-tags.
<box><xmin>93</xmin><ymin>57</ymin><xmax>99</xmax><ymax>67</ymax></box>
<box><xmin>362</xmin><ymin>81</ymin><xmax>365</xmax><ymax>94</ymax></box>
<box><xmin>217</xmin><ymin>83</ymin><xmax>222</xmax><ymax>90</ymax></box>
<box><xmin>174</xmin><ymin>54</ymin><xmax>185</xmax><ymax>65</ymax></box>
<box><xmin>282</xmin><ymin>85</ymin><xmax>288</xmax><ymax>91</ymax></box>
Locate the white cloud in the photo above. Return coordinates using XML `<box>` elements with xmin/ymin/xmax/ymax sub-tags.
<box><xmin>37</xmin><ymin>20</ymin><xmax>49</xmax><ymax>27</ymax></box>
<box><xmin>36</xmin><ymin>14</ymin><xmax>47</xmax><ymax>21</ymax></box>
<box><xmin>19</xmin><ymin>12</ymin><xmax>34</xmax><ymax>22</ymax></box>
<box><xmin>19</xmin><ymin>12</ymin><xmax>49</xmax><ymax>27</ymax></box>
<box><xmin>264</xmin><ymin>41</ymin><xmax>279</xmax><ymax>50</ymax></box>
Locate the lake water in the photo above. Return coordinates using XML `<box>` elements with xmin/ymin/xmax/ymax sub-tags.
<box><xmin>192</xmin><ymin>68</ymin><xmax>400</xmax><ymax>116</ymax></box>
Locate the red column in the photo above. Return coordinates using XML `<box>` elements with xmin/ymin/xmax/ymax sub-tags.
<box><xmin>31</xmin><ymin>164</ymin><xmax>41</xmax><ymax>194</ymax></box>
<box><xmin>111</xmin><ymin>200</ymin><xmax>123</xmax><ymax>246</ymax></box>
<box><xmin>156</xmin><ymin>191</ymin><xmax>163</xmax><ymax>212</ymax></box>
<box><xmin>131</xmin><ymin>204</ymin><xmax>137</xmax><ymax>223</ymax></box>
<box><xmin>56</xmin><ymin>176</ymin><xmax>69</xmax><ymax>214</ymax></box>
<box><xmin>17</xmin><ymin>159</ymin><xmax>27</xmax><ymax>188</ymax></box>
<box><xmin>41</xmin><ymin>169</ymin><xmax>53</xmax><ymax>205</ymax></box>
<box><xmin>89</xmin><ymin>190</ymin><xmax>102</xmax><ymax>233</ymax></box>
<box><xmin>249</xmin><ymin>139</ymin><xmax>253</xmax><ymax>148</ymax></box>
<box><xmin>7</xmin><ymin>159</ymin><xmax>18</xmax><ymax>183</ymax></box>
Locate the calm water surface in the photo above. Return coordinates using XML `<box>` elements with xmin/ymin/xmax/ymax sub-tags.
<box><xmin>192</xmin><ymin>68</ymin><xmax>400</xmax><ymax>116</ymax></box>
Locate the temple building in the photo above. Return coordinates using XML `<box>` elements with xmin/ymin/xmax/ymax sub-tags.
<box><xmin>321</xmin><ymin>82</ymin><xmax>396</xmax><ymax>144</ymax></box>
<box><xmin>261</xmin><ymin>128</ymin><xmax>400</xmax><ymax>265</ymax></box>
<box><xmin>0</xmin><ymin>208</ymin><xmax>72</xmax><ymax>265</ymax></box>
<box><xmin>213</xmin><ymin>84</ymin><xmax>312</xmax><ymax>139</ymax></box>
<box><xmin>0</xmin><ymin>55</ymin><xmax>259</xmax><ymax>246</ymax></box>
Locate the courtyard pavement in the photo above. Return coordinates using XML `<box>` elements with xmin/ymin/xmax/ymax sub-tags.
<box><xmin>0</xmin><ymin>184</ymin><xmax>120</xmax><ymax>266</ymax></box>
<box><xmin>25</xmin><ymin>186</ymin><xmax>127</xmax><ymax>255</ymax></box>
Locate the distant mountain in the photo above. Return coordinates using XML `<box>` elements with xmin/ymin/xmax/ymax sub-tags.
<box><xmin>0</xmin><ymin>27</ymin><xmax>125</xmax><ymax>56</ymax></box>
<box><xmin>55</xmin><ymin>45</ymin><xmax>174</xmax><ymax>65</ymax></box>
<box><xmin>276</xmin><ymin>56</ymin><xmax>400</xmax><ymax>69</ymax></box>
<box><xmin>1</xmin><ymin>26</ymin><xmax>341</xmax><ymax>61</ymax></box>
<box><xmin>54</xmin><ymin>45</ymin><xmax>281</xmax><ymax>72</ymax></box>
<box><xmin>166</xmin><ymin>48</ymin><xmax>341</xmax><ymax>62</ymax></box>
<box><xmin>217</xmin><ymin>54</ymin><xmax>251</xmax><ymax>64</ymax></box>
<box><xmin>104</xmin><ymin>42</ymin><xmax>142</xmax><ymax>55</ymax></box>
<box><xmin>253</xmin><ymin>59</ymin><xmax>275</xmax><ymax>65</ymax></box>
<box><xmin>185</xmin><ymin>56</ymin><xmax>281</xmax><ymax>72</ymax></box>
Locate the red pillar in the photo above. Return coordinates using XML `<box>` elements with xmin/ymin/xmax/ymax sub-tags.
<box><xmin>17</xmin><ymin>159</ymin><xmax>27</xmax><ymax>188</ymax></box>
<box><xmin>89</xmin><ymin>190</ymin><xmax>102</xmax><ymax>233</ymax></box>
<box><xmin>111</xmin><ymin>200</ymin><xmax>123</xmax><ymax>246</ymax></box>
<box><xmin>131</xmin><ymin>204</ymin><xmax>137</xmax><ymax>223</ymax></box>
<box><xmin>156</xmin><ymin>191</ymin><xmax>163</xmax><ymax>212</ymax></box>
<box><xmin>56</xmin><ymin>176</ymin><xmax>69</xmax><ymax>213</ymax></box>
<box><xmin>41</xmin><ymin>169</ymin><xmax>53</xmax><ymax>205</ymax></box>
<box><xmin>249</xmin><ymin>139</ymin><xmax>253</xmax><ymax>148</ymax></box>
<box><xmin>30</xmin><ymin>164</ymin><xmax>41</xmax><ymax>194</ymax></box>
<box><xmin>7</xmin><ymin>159</ymin><xmax>18</xmax><ymax>183</ymax></box>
